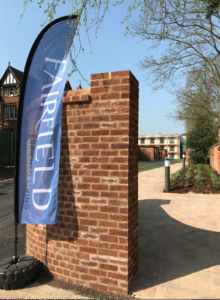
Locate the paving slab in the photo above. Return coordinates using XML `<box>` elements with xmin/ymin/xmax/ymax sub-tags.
<box><xmin>131</xmin><ymin>163</ymin><xmax>220</xmax><ymax>299</ymax></box>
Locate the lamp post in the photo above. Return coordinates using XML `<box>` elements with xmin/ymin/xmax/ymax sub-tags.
<box><xmin>165</xmin><ymin>159</ymin><xmax>170</xmax><ymax>192</ymax></box>
<box><xmin>183</xmin><ymin>154</ymin><xmax>185</xmax><ymax>168</ymax></box>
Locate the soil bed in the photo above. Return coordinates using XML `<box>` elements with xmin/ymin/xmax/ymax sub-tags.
<box><xmin>163</xmin><ymin>165</ymin><xmax>220</xmax><ymax>194</ymax></box>
<box><xmin>37</xmin><ymin>268</ymin><xmax>136</xmax><ymax>299</ymax></box>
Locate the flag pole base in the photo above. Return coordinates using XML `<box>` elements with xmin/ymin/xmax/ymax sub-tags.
<box><xmin>0</xmin><ymin>255</ymin><xmax>39</xmax><ymax>290</ymax></box>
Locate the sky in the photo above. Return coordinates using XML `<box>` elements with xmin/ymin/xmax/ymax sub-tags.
<box><xmin>0</xmin><ymin>0</ymin><xmax>186</xmax><ymax>136</ymax></box>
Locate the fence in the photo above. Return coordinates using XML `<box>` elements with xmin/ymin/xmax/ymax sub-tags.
<box><xmin>0</xmin><ymin>132</ymin><xmax>16</xmax><ymax>166</ymax></box>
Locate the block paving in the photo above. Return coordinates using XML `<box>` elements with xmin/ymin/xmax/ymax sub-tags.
<box><xmin>131</xmin><ymin>162</ymin><xmax>220</xmax><ymax>299</ymax></box>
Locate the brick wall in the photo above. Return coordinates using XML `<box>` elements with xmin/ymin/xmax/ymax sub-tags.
<box><xmin>26</xmin><ymin>70</ymin><xmax>139</xmax><ymax>294</ymax></box>
<box><xmin>210</xmin><ymin>143</ymin><xmax>220</xmax><ymax>173</ymax></box>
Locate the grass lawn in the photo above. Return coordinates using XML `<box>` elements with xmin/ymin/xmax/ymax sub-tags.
<box><xmin>138</xmin><ymin>160</ymin><xmax>183</xmax><ymax>173</ymax></box>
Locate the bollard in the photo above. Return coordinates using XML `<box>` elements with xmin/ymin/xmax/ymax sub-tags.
<box><xmin>183</xmin><ymin>154</ymin><xmax>185</xmax><ymax>168</ymax></box>
<box><xmin>165</xmin><ymin>160</ymin><xmax>170</xmax><ymax>192</ymax></box>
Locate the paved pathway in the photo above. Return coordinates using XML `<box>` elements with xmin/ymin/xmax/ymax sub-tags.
<box><xmin>131</xmin><ymin>163</ymin><xmax>220</xmax><ymax>299</ymax></box>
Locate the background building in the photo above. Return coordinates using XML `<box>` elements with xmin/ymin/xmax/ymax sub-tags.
<box><xmin>138</xmin><ymin>134</ymin><xmax>187</xmax><ymax>159</ymax></box>
<box><xmin>0</xmin><ymin>62</ymin><xmax>72</xmax><ymax>133</ymax></box>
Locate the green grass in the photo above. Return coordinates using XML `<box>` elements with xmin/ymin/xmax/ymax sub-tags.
<box><xmin>138</xmin><ymin>165</ymin><xmax>165</xmax><ymax>172</ymax></box>
<box><xmin>138</xmin><ymin>160</ymin><xmax>183</xmax><ymax>173</ymax></box>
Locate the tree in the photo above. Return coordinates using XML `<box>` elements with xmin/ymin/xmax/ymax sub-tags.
<box><xmin>186</xmin><ymin>119</ymin><xmax>218</xmax><ymax>164</ymax></box>
<box><xmin>22</xmin><ymin>0</ymin><xmax>220</xmax><ymax>142</ymax></box>
<box><xmin>168</xmin><ymin>65</ymin><xmax>219</xmax><ymax>133</ymax></box>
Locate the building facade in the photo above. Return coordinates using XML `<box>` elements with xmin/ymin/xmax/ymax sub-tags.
<box><xmin>0</xmin><ymin>63</ymin><xmax>22</xmax><ymax>133</ymax></box>
<box><xmin>0</xmin><ymin>63</ymin><xmax>72</xmax><ymax>133</ymax></box>
<box><xmin>138</xmin><ymin>134</ymin><xmax>187</xmax><ymax>159</ymax></box>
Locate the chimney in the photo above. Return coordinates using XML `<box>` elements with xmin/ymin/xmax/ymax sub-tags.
<box><xmin>8</xmin><ymin>62</ymin><xmax>10</xmax><ymax>67</ymax></box>
<box><xmin>77</xmin><ymin>84</ymin><xmax>82</xmax><ymax>89</ymax></box>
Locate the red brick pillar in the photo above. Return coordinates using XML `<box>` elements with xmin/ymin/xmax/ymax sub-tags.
<box><xmin>26</xmin><ymin>70</ymin><xmax>139</xmax><ymax>295</ymax></box>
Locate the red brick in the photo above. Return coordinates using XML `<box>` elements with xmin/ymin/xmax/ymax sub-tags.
<box><xmin>101</xmin><ymin>108</ymin><xmax>118</xmax><ymax>114</ymax></box>
<box><xmin>92</xmin><ymin>101</ymin><xmax>109</xmax><ymax>108</ymax></box>
<box><xmin>108</xmin><ymin>272</ymin><xmax>128</xmax><ymax>281</ymax></box>
<box><xmin>101</xmin><ymin>93</ymin><xmax>119</xmax><ymax>100</ymax></box>
<box><xmin>109</xmin><ymin>286</ymin><xmax>127</xmax><ymax>294</ymax></box>
<box><xmin>111</xmin><ymin>71</ymin><xmax>130</xmax><ymax>78</ymax></box>
<box><xmin>91</xmin><ymin>87</ymin><xmax>110</xmax><ymax>94</ymax></box>
<box><xmin>92</xmin><ymin>115</ymin><xmax>109</xmax><ymax>122</ymax></box>
<box><xmin>111</xmin><ymin>115</ymin><xmax>129</xmax><ymax>121</ymax></box>
<box><xmin>100</xmin><ymin>277</ymin><xmax>118</xmax><ymax>287</ymax></box>
<box><xmin>76</xmin><ymin>130</ymin><xmax>91</xmax><ymax>137</ymax></box>
<box><xmin>92</xmin><ymin>171</ymin><xmax>109</xmax><ymax>176</ymax></box>
<box><xmin>81</xmin><ymin>274</ymin><xmax>98</xmax><ymax>282</ymax></box>
<box><xmin>100</xmin><ymin>235</ymin><xmax>118</xmax><ymax>243</ymax></box>
<box><xmin>90</xmin><ymin>268</ymin><xmax>107</xmax><ymax>276</ymax></box>
<box><xmin>100</xmin><ymin>79</ymin><xmax>120</xmax><ymax>86</ymax></box>
<box><xmin>92</xmin><ymin>157</ymin><xmax>109</xmax><ymax>163</ymax></box>
<box><xmin>83</xmin><ymin>136</ymin><xmax>99</xmax><ymax>142</ymax></box>
<box><xmin>79</xmin><ymin>219</ymin><xmax>97</xmax><ymax>226</ymax></box>
<box><xmin>83</xmin><ymin>150</ymin><xmax>99</xmax><ymax>156</ymax></box>
<box><xmin>90</xmin><ymin>227</ymin><xmax>108</xmax><ymax>234</ymax></box>
<box><xmin>90</xmin><ymin>255</ymin><xmax>108</xmax><ymax>263</ymax></box>
<box><xmin>90</xmin><ymin>241</ymin><xmax>108</xmax><ymax>249</ymax></box>
<box><xmin>99</xmin><ymin>220</ymin><xmax>118</xmax><ymax>228</ymax></box>
<box><xmin>101</xmin><ymin>164</ymin><xmax>118</xmax><ymax>170</ymax></box>
<box><xmin>111</xmin><ymin>85</ymin><xmax>130</xmax><ymax>92</ymax></box>
<box><xmin>100</xmin><ymin>192</ymin><xmax>118</xmax><ymax>198</ymax></box>
<box><xmin>100</xmin><ymin>206</ymin><xmax>118</xmax><ymax>213</ymax></box>
<box><xmin>99</xmin><ymin>249</ymin><xmax>118</xmax><ymax>257</ymax></box>
<box><xmin>83</xmin><ymin>177</ymin><xmax>100</xmax><ymax>183</ymax></box>
<box><xmin>75</xmin><ymin>266</ymin><xmax>88</xmax><ymax>274</ymax></box>
<box><xmin>109</xmin><ymin>257</ymin><xmax>128</xmax><ymax>266</ymax></box>
<box><xmin>100</xmin><ymin>263</ymin><xmax>118</xmax><ymax>271</ymax></box>
<box><xmin>82</xmin><ymin>204</ymin><xmax>99</xmax><ymax>211</ymax></box>
<box><xmin>110</xmin><ymin>100</ymin><xmax>129</xmax><ymax>106</ymax></box>
<box><xmin>71</xmin><ymin>272</ymin><xmax>80</xmax><ymax>279</ymax></box>
<box><xmin>92</xmin><ymin>184</ymin><xmax>109</xmax><ymax>191</ymax></box>
<box><xmin>80</xmin><ymin>246</ymin><xmax>97</xmax><ymax>254</ymax></box>
<box><xmin>110</xmin><ymin>157</ymin><xmax>128</xmax><ymax>163</ymax></box>
<box><xmin>80</xmin><ymin>261</ymin><xmax>98</xmax><ymax>268</ymax></box>
<box><xmin>91</xmin><ymin>73</ymin><xmax>109</xmax><ymax>80</ymax></box>
<box><xmin>110</xmin><ymin>185</ymin><xmax>128</xmax><ymax>192</ymax></box>
<box><xmin>101</xmin><ymin>122</ymin><xmax>118</xmax><ymax>129</ymax></box>
<box><xmin>111</xmin><ymin>143</ymin><xmax>129</xmax><ymax>150</ymax></box>
<box><xmin>101</xmin><ymin>151</ymin><xmax>119</xmax><ymax>156</ymax></box>
<box><xmin>109</xmin><ymin>229</ymin><xmax>128</xmax><ymax>237</ymax></box>
<box><xmin>90</xmin><ymin>213</ymin><xmax>108</xmax><ymax>220</ymax></box>
<box><xmin>90</xmin><ymin>283</ymin><xmax>108</xmax><ymax>292</ymax></box>
<box><xmin>100</xmin><ymin>137</ymin><xmax>119</xmax><ymax>143</ymax></box>
<box><xmin>92</xmin><ymin>130</ymin><xmax>109</xmax><ymax>136</ymax></box>
<box><xmin>81</xmin><ymin>233</ymin><xmax>99</xmax><ymax>240</ymax></box>
<box><xmin>91</xmin><ymin>143</ymin><xmax>109</xmax><ymax>150</ymax></box>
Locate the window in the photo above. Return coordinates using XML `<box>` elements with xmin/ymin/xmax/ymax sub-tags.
<box><xmin>4</xmin><ymin>105</ymin><xmax>17</xmax><ymax>120</ymax></box>
<box><xmin>3</xmin><ymin>87</ymin><xmax>17</xmax><ymax>97</ymax></box>
<box><xmin>140</xmin><ymin>138</ymin><xmax>145</xmax><ymax>144</ymax></box>
<box><xmin>170</xmin><ymin>138</ymin><xmax>175</xmax><ymax>143</ymax></box>
<box><xmin>4</xmin><ymin>88</ymin><xmax>8</xmax><ymax>96</ymax></box>
<box><xmin>170</xmin><ymin>154</ymin><xmax>175</xmax><ymax>159</ymax></box>
<box><xmin>150</xmin><ymin>138</ymin><xmax>155</xmax><ymax>144</ymax></box>
<box><xmin>9</xmin><ymin>88</ymin><xmax>14</xmax><ymax>96</ymax></box>
<box><xmin>160</xmin><ymin>138</ymin><xmax>165</xmax><ymax>143</ymax></box>
<box><xmin>170</xmin><ymin>146</ymin><xmax>175</xmax><ymax>151</ymax></box>
<box><xmin>143</xmin><ymin>148</ymin><xmax>148</xmax><ymax>151</ymax></box>
<box><xmin>4</xmin><ymin>106</ymin><xmax>9</xmax><ymax>120</ymax></box>
<box><xmin>160</xmin><ymin>146</ymin><xmax>165</xmax><ymax>150</ymax></box>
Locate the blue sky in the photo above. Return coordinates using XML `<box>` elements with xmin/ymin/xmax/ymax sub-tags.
<box><xmin>1</xmin><ymin>0</ymin><xmax>185</xmax><ymax>135</ymax></box>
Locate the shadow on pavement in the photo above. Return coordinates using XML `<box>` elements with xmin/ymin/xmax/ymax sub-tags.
<box><xmin>131</xmin><ymin>199</ymin><xmax>220</xmax><ymax>294</ymax></box>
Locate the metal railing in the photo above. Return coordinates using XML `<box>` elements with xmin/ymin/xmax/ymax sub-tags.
<box><xmin>0</xmin><ymin>132</ymin><xmax>16</xmax><ymax>166</ymax></box>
